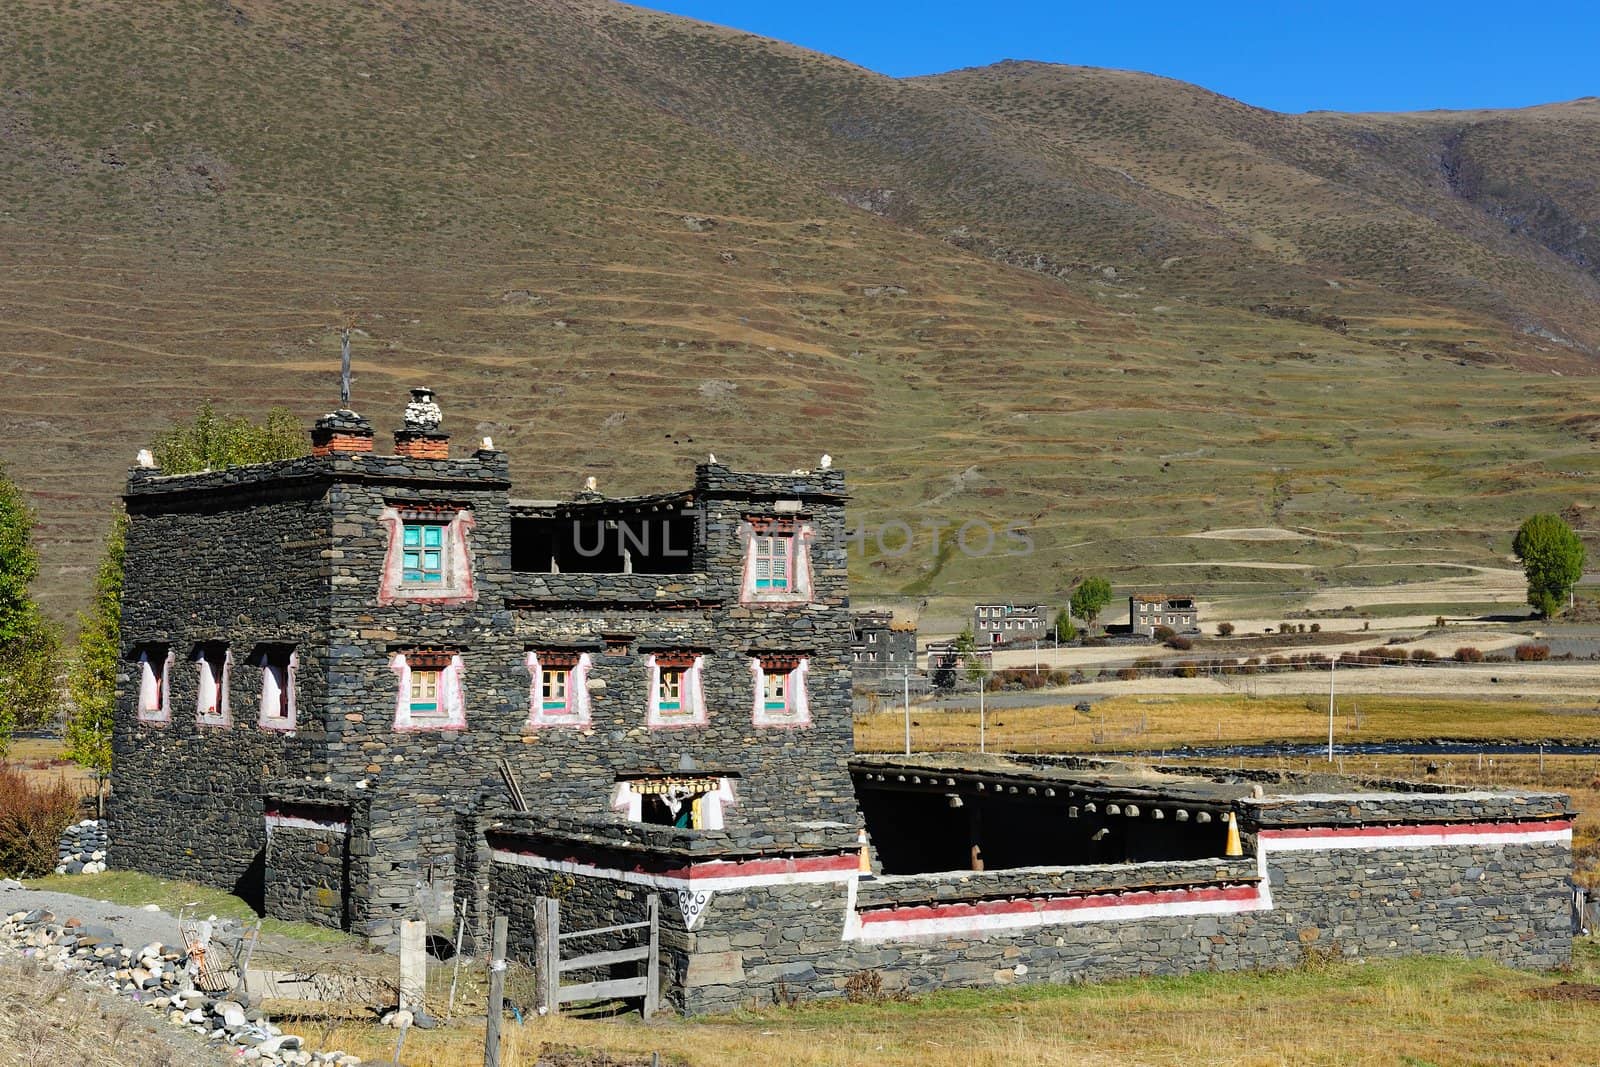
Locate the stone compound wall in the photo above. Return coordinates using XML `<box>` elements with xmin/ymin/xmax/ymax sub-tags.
<box><xmin>480</xmin><ymin>791</ymin><xmax>1574</xmax><ymax>1015</ymax></box>
<box><xmin>262</xmin><ymin>792</ymin><xmax>366</xmax><ymax>929</ymax></box>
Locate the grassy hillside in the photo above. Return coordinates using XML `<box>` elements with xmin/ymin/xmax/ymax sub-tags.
<box><xmin>3</xmin><ymin>0</ymin><xmax>1600</xmax><ymax>622</ymax></box>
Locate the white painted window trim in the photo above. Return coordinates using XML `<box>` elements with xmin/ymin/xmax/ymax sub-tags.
<box><xmin>738</xmin><ymin>521</ymin><xmax>815</xmax><ymax>605</ymax></box>
<box><xmin>750</xmin><ymin>656</ymin><xmax>811</xmax><ymax>728</ymax></box>
<box><xmin>645</xmin><ymin>653</ymin><xmax>707</xmax><ymax>728</ymax></box>
<box><xmin>524</xmin><ymin>651</ymin><xmax>593</xmax><ymax>728</ymax></box>
<box><xmin>136</xmin><ymin>647</ymin><xmax>172</xmax><ymax>724</ymax></box>
<box><xmin>376</xmin><ymin>506</ymin><xmax>478</xmax><ymax>605</ymax></box>
<box><xmin>258</xmin><ymin>649</ymin><xmax>298</xmax><ymax>731</ymax></box>
<box><xmin>195</xmin><ymin>646</ymin><xmax>231</xmax><ymax>727</ymax></box>
<box><xmin>391</xmin><ymin>652</ymin><xmax>467</xmax><ymax>731</ymax></box>
<box><xmin>608</xmin><ymin>776</ymin><xmax>738</xmax><ymax>829</ymax></box>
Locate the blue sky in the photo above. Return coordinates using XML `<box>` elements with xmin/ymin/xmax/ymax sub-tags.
<box><xmin>632</xmin><ymin>2</ymin><xmax>1599</xmax><ymax>113</ymax></box>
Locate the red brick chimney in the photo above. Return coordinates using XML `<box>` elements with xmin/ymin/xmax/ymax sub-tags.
<box><xmin>310</xmin><ymin>410</ymin><xmax>375</xmax><ymax>456</ymax></box>
<box><xmin>393</xmin><ymin>387</ymin><xmax>449</xmax><ymax>460</ymax></box>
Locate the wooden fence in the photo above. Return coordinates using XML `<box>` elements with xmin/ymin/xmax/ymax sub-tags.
<box><xmin>533</xmin><ymin>894</ymin><xmax>661</xmax><ymax>1018</ymax></box>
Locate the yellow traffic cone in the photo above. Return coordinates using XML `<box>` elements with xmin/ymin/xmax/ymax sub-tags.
<box><xmin>1224</xmin><ymin>812</ymin><xmax>1243</xmax><ymax>857</ymax></box>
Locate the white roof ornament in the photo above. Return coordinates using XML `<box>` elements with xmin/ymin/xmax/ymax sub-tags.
<box><xmin>136</xmin><ymin>449</ymin><xmax>155</xmax><ymax>469</ymax></box>
<box><xmin>482</xmin><ymin>436</ymin><xmax>494</xmax><ymax>450</ymax></box>
<box><xmin>584</xmin><ymin>475</ymin><xmax>598</xmax><ymax>492</ymax></box>
<box><xmin>820</xmin><ymin>453</ymin><xmax>832</xmax><ymax>470</ymax></box>
<box><xmin>708</xmin><ymin>452</ymin><xmax>717</xmax><ymax>465</ymax></box>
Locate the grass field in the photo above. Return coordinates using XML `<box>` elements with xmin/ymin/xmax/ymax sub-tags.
<box><xmin>261</xmin><ymin>943</ymin><xmax>1600</xmax><ymax>1067</ymax></box>
<box><xmin>854</xmin><ymin>694</ymin><xmax>1600</xmax><ymax>753</ymax></box>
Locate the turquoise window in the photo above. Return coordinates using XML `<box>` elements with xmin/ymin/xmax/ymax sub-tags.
<box><xmin>753</xmin><ymin>535</ymin><xmax>790</xmax><ymax>590</ymax></box>
<box><xmin>763</xmin><ymin>670</ymin><xmax>788</xmax><ymax>713</ymax></box>
<box><xmin>402</xmin><ymin>523</ymin><xmax>445</xmax><ymax>583</ymax></box>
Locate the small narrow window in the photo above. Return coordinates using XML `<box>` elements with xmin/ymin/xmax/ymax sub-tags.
<box><xmin>255</xmin><ymin>645</ymin><xmax>298</xmax><ymax>730</ymax></box>
<box><xmin>402</xmin><ymin>523</ymin><xmax>446</xmax><ymax>584</ymax></box>
<box><xmin>659</xmin><ymin>667</ymin><xmax>683</xmax><ymax>711</ymax></box>
<box><xmin>194</xmin><ymin>643</ymin><xmax>231</xmax><ymax>727</ymax></box>
<box><xmin>135</xmin><ymin>645</ymin><xmax>172</xmax><ymax>724</ymax></box>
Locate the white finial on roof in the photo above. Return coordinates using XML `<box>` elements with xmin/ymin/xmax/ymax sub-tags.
<box><xmin>482</xmin><ymin>436</ymin><xmax>494</xmax><ymax>450</ymax></box>
<box><xmin>820</xmin><ymin>453</ymin><xmax>832</xmax><ymax>469</ymax></box>
<box><xmin>584</xmin><ymin>475</ymin><xmax>597</xmax><ymax>492</ymax></box>
<box><xmin>136</xmin><ymin>449</ymin><xmax>155</xmax><ymax>469</ymax></box>
<box><xmin>708</xmin><ymin>452</ymin><xmax>717</xmax><ymax>465</ymax></box>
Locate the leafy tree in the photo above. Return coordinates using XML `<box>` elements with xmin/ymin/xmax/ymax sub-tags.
<box><xmin>152</xmin><ymin>401</ymin><xmax>305</xmax><ymax>474</ymax></box>
<box><xmin>929</xmin><ymin>652</ymin><xmax>956</xmax><ymax>693</ymax></box>
<box><xmin>1512</xmin><ymin>514</ymin><xmax>1586</xmax><ymax>619</ymax></box>
<box><xmin>1069</xmin><ymin>577</ymin><xmax>1114</xmax><ymax>632</ymax></box>
<box><xmin>1052</xmin><ymin>608</ymin><xmax>1076</xmax><ymax>643</ymax></box>
<box><xmin>0</xmin><ymin>468</ymin><xmax>60</xmax><ymax>755</ymax></box>
<box><xmin>65</xmin><ymin>513</ymin><xmax>126</xmax><ymax>813</ymax></box>
<box><xmin>1216</xmin><ymin>622</ymin><xmax>1235</xmax><ymax>637</ymax></box>
<box><xmin>953</xmin><ymin>623</ymin><xmax>985</xmax><ymax>682</ymax></box>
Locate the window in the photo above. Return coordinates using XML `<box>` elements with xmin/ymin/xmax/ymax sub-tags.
<box><xmin>752</xmin><ymin>535</ymin><xmax>790</xmax><ymax>590</ymax></box>
<box><xmin>254</xmin><ymin>646</ymin><xmax>298</xmax><ymax>730</ymax></box>
<box><xmin>740</xmin><ymin>517</ymin><xmax>814</xmax><ymax>605</ymax></box>
<box><xmin>378</xmin><ymin>505</ymin><xmax>477</xmax><ymax>605</ymax></box>
<box><xmin>135</xmin><ymin>645</ymin><xmax>172</xmax><ymax>724</ymax></box>
<box><xmin>194</xmin><ymin>643</ymin><xmax>231</xmax><ymax>727</ymax></box>
<box><xmin>402</xmin><ymin>523</ymin><xmax>445</xmax><ymax>584</ymax></box>
<box><xmin>525</xmin><ymin>650</ymin><xmax>592</xmax><ymax>728</ymax></box>
<box><xmin>751</xmin><ymin>654</ymin><xmax>810</xmax><ymax>727</ymax></box>
<box><xmin>390</xmin><ymin>650</ymin><xmax>466</xmax><ymax>730</ymax></box>
<box><xmin>646</xmin><ymin>652</ymin><xmax>706</xmax><ymax>727</ymax></box>
<box><xmin>610</xmin><ymin>776</ymin><xmax>738</xmax><ymax>830</ymax></box>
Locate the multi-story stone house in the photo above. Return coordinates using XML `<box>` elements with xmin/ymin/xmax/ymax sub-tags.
<box><xmin>111</xmin><ymin>389</ymin><xmax>855</xmax><ymax>936</ymax></box>
<box><xmin>972</xmin><ymin>602</ymin><xmax>1045</xmax><ymax>646</ymax></box>
<box><xmin>1129</xmin><ymin>594</ymin><xmax>1199</xmax><ymax>636</ymax></box>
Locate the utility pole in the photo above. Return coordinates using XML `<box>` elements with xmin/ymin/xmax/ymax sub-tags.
<box><xmin>979</xmin><ymin>669</ymin><xmax>987</xmax><ymax>754</ymax></box>
<box><xmin>902</xmin><ymin>665</ymin><xmax>911</xmax><ymax>756</ymax></box>
<box><xmin>1327</xmin><ymin>657</ymin><xmax>1336</xmax><ymax>762</ymax></box>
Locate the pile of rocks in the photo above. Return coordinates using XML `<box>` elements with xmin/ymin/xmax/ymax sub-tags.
<box><xmin>55</xmin><ymin>820</ymin><xmax>108</xmax><ymax>874</ymax></box>
<box><xmin>2</xmin><ymin>907</ymin><xmax>362</xmax><ymax>1066</ymax></box>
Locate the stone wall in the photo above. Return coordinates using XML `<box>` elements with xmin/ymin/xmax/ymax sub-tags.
<box><xmin>478</xmin><ymin>793</ymin><xmax>1573</xmax><ymax>1016</ymax></box>
<box><xmin>111</xmin><ymin>464</ymin><xmax>334</xmax><ymax>902</ymax></box>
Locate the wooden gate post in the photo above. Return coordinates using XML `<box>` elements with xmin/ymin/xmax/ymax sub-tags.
<box><xmin>644</xmin><ymin>893</ymin><xmax>661</xmax><ymax>1019</ymax></box>
<box><xmin>534</xmin><ymin>897</ymin><xmax>560</xmax><ymax>1016</ymax></box>
<box><xmin>484</xmin><ymin>916</ymin><xmax>508</xmax><ymax>1067</ymax></box>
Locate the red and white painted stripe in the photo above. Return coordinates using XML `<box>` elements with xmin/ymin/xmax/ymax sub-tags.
<box><xmin>844</xmin><ymin>818</ymin><xmax>1570</xmax><ymax>942</ymax></box>
<box><xmin>489</xmin><ymin>847</ymin><xmax>859</xmax><ymax>891</ymax></box>
<box><xmin>1258</xmin><ymin>819</ymin><xmax>1572</xmax><ymax>852</ymax></box>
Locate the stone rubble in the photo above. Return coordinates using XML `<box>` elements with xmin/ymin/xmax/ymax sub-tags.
<box><xmin>1</xmin><ymin>907</ymin><xmax>362</xmax><ymax>1066</ymax></box>
<box><xmin>55</xmin><ymin>819</ymin><xmax>109</xmax><ymax>875</ymax></box>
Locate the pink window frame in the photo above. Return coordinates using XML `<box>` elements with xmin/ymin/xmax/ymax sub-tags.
<box><xmin>195</xmin><ymin>645</ymin><xmax>232</xmax><ymax>727</ymax></box>
<box><xmin>750</xmin><ymin>656</ymin><xmax>811</xmax><ymax>728</ymax></box>
<box><xmin>524</xmin><ymin>651</ymin><xmax>593</xmax><ymax>728</ymax></box>
<box><xmin>646</xmin><ymin>653</ymin><xmax>707</xmax><ymax>728</ymax></box>
<box><xmin>738</xmin><ymin>521</ymin><xmax>815</xmax><ymax>606</ymax></box>
<box><xmin>390</xmin><ymin>652</ymin><xmax>467</xmax><ymax>731</ymax></box>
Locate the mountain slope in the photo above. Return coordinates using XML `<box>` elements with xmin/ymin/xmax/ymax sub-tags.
<box><xmin>3</xmin><ymin>0</ymin><xmax>1599</xmax><ymax>621</ymax></box>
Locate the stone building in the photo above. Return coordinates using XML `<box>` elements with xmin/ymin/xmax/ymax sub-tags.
<box><xmin>1129</xmin><ymin>594</ymin><xmax>1199</xmax><ymax>636</ymax></box>
<box><xmin>973</xmin><ymin>602</ymin><xmax>1046</xmax><ymax>646</ymax></box>
<box><xmin>111</xmin><ymin>389</ymin><xmax>854</xmax><ymax>936</ymax></box>
<box><xmin>850</xmin><ymin>611</ymin><xmax>918</xmax><ymax>693</ymax></box>
<box><xmin>111</xmin><ymin>387</ymin><xmax>1575</xmax><ymax>1014</ymax></box>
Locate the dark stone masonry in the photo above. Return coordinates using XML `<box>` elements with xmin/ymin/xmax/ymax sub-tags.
<box><xmin>110</xmin><ymin>388</ymin><xmax>1575</xmax><ymax>1015</ymax></box>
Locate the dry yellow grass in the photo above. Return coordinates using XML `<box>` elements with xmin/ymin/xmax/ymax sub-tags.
<box><xmin>312</xmin><ymin>944</ymin><xmax>1600</xmax><ymax>1067</ymax></box>
<box><xmin>855</xmin><ymin>694</ymin><xmax>1600</xmax><ymax>754</ymax></box>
